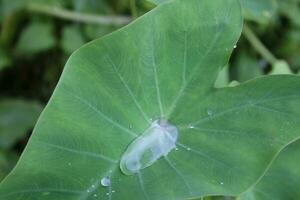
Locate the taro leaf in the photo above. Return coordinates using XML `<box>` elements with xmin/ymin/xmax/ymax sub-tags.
<box><xmin>240</xmin><ymin>0</ymin><xmax>277</xmax><ymax>24</ymax></box>
<box><xmin>1</xmin><ymin>0</ymin><xmax>300</xmax><ymax>200</ymax></box>
<box><xmin>239</xmin><ymin>139</ymin><xmax>300</xmax><ymax>200</ymax></box>
<box><xmin>0</xmin><ymin>99</ymin><xmax>43</xmax><ymax>149</ymax></box>
<box><xmin>147</xmin><ymin>0</ymin><xmax>170</xmax><ymax>5</ymax></box>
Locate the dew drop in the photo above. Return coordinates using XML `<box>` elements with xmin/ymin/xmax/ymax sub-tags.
<box><xmin>120</xmin><ymin>119</ymin><xmax>178</xmax><ymax>175</ymax></box>
<box><xmin>188</xmin><ymin>125</ymin><xmax>195</xmax><ymax>129</ymax></box>
<box><xmin>91</xmin><ymin>184</ymin><xmax>95</xmax><ymax>188</ymax></box>
<box><xmin>106</xmin><ymin>193</ymin><xmax>109</xmax><ymax>196</ymax></box>
<box><xmin>187</xmin><ymin>147</ymin><xmax>191</xmax><ymax>151</ymax></box>
<box><xmin>87</xmin><ymin>189</ymin><xmax>90</xmax><ymax>193</ymax></box>
<box><xmin>93</xmin><ymin>194</ymin><xmax>98</xmax><ymax>197</ymax></box>
<box><xmin>112</xmin><ymin>190</ymin><xmax>116</xmax><ymax>193</ymax></box>
<box><xmin>207</xmin><ymin>109</ymin><xmax>213</xmax><ymax>116</ymax></box>
<box><xmin>68</xmin><ymin>162</ymin><xmax>71</xmax><ymax>166</ymax></box>
<box><xmin>100</xmin><ymin>177</ymin><xmax>111</xmax><ymax>187</ymax></box>
<box><xmin>234</xmin><ymin>45</ymin><xmax>237</xmax><ymax>49</ymax></box>
<box><xmin>220</xmin><ymin>182</ymin><xmax>224</xmax><ymax>185</ymax></box>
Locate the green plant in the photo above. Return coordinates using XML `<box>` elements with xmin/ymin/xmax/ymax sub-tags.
<box><xmin>0</xmin><ymin>0</ymin><xmax>300</xmax><ymax>200</ymax></box>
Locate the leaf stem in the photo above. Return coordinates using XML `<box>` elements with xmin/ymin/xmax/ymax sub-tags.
<box><xmin>26</xmin><ymin>4</ymin><xmax>132</xmax><ymax>26</ymax></box>
<box><xmin>130</xmin><ymin>0</ymin><xmax>138</xmax><ymax>19</ymax></box>
<box><xmin>242</xmin><ymin>24</ymin><xmax>278</xmax><ymax>65</ymax></box>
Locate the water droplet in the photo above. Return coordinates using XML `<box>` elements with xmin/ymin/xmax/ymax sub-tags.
<box><xmin>175</xmin><ymin>147</ymin><xmax>179</xmax><ymax>151</ymax></box>
<box><xmin>68</xmin><ymin>162</ymin><xmax>71</xmax><ymax>166</ymax></box>
<box><xmin>187</xmin><ymin>147</ymin><xmax>191</xmax><ymax>151</ymax></box>
<box><xmin>87</xmin><ymin>189</ymin><xmax>90</xmax><ymax>193</ymax></box>
<box><xmin>101</xmin><ymin>177</ymin><xmax>111</xmax><ymax>187</ymax></box>
<box><xmin>234</xmin><ymin>45</ymin><xmax>237</xmax><ymax>49</ymax></box>
<box><xmin>93</xmin><ymin>194</ymin><xmax>98</xmax><ymax>197</ymax></box>
<box><xmin>129</xmin><ymin>124</ymin><xmax>133</xmax><ymax>129</ymax></box>
<box><xmin>220</xmin><ymin>182</ymin><xmax>224</xmax><ymax>185</ymax></box>
<box><xmin>106</xmin><ymin>193</ymin><xmax>109</xmax><ymax>196</ymax></box>
<box><xmin>112</xmin><ymin>190</ymin><xmax>116</xmax><ymax>193</ymax></box>
<box><xmin>188</xmin><ymin>125</ymin><xmax>195</xmax><ymax>129</ymax></box>
<box><xmin>120</xmin><ymin>120</ymin><xmax>178</xmax><ymax>175</ymax></box>
<box><xmin>207</xmin><ymin>109</ymin><xmax>213</xmax><ymax>116</ymax></box>
<box><xmin>91</xmin><ymin>184</ymin><xmax>95</xmax><ymax>188</ymax></box>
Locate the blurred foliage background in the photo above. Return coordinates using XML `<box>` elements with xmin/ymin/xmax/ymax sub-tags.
<box><xmin>0</xmin><ymin>0</ymin><xmax>299</xmax><ymax>189</ymax></box>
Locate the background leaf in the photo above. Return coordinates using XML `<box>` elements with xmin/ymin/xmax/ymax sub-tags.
<box><xmin>240</xmin><ymin>0</ymin><xmax>277</xmax><ymax>24</ymax></box>
<box><xmin>61</xmin><ymin>25</ymin><xmax>86</xmax><ymax>55</ymax></box>
<box><xmin>0</xmin><ymin>99</ymin><xmax>43</xmax><ymax>149</ymax></box>
<box><xmin>16</xmin><ymin>21</ymin><xmax>56</xmax><ymax>55</ymax></box>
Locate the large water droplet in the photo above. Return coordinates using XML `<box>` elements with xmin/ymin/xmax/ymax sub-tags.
<box><xmin>120</xmin><ymin>119</ymin><xmax>178</xmax><ymax>175</ymax></box>
<box><xmin>100</xmin><ymin>177</ymin><xmax>111</xmax><ymax>187</ymax></box>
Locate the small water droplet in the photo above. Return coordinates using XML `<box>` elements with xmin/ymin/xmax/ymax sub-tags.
<box><xmin>87</xmin><ymin>189</ymin><xmax>90</xmax><ymax>193</ymax></box>
<box><xmin>106</xmin><ymin>193</ymin><xmax>109</xmax><ymax>196</ymax></box>
<box><xmin>234</xmin><ymin>45</ymin><xmax>237</xmax><ymax>49</ymax></box>
<box><xmin>188</xmin><ymin>125</ymin><xmax>195</xmax><ymax>129</ymax></box>
<box><xmin>220</xmin><ymin>182</ymin><xmax>224</xmax><ymax>185</ymax></box>
<box><xmin>187</xmin><ymin>147</ymin><xmax>191</xmax><ymax>151</ymax></box>
<box><xmin>207</xmin><ymin>110</ymin><xmax>213</xmax><ymax>116</ymax></box>
<box><xmin>112</xmin><ymin>190</ymin><xmax>116</xmax><ymax>193</ymax></box>
<box><xmin>175</xmin><ymin>147</ymin><xmax>179</xmax><ymax>151</ymax></box>
<box><xmin>129</xmin><ymin>124</ymin><xmax>133</xmax><ymax>129</ymax></box>
<box><xmin>93</xmin><ymin>194</ymin><xmax>98</xmax><ymax>197</ymax></box>
<box><xmin>91</xmin><ymin>184</ymin><xmax>95</xmax><ymax>188</ymax></box>
<box><xmin>101</xmin><ymin>177</ymin><xmax>111</xmax><ymax>187</ymax></box>
<box><xmin>68</xmin><ymin>162</ymin><xmax>71</xmax><ymax>166</ymax></box>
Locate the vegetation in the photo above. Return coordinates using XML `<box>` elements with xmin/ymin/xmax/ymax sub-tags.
<box><xmin>0</xmin><ymin>0</ymin><xmax>300</xmax><ymax>199</ymax></box>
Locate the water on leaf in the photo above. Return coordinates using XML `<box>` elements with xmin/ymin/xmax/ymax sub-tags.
<box><xmin>100</xmin><ymin>177</ymin><xmax>111</xmax><ymax>187</ymax></box>
<box><xmin>120</xmin><ymin>120</ymin><xmax>178</xmax><ymax>175</ymax></box>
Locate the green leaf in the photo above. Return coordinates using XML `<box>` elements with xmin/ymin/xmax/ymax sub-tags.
<box><xmin>240</xmin><ymin>0</ymin><xmax>277</xmax><ymax>24</ymax></box>
<box><xmin>277</xmin><ymin>0</ymin><xmax>300</xmax><ymax>27</ymax></box>
<box><xmin>147</xmin><ymin>0</ymin><xmax>171</xmax><ymax>5</ymax></box>
<box><xmin>239</xmin><ymin>139</ymin><xmax>300</xmax><ymax>200</ymax></box>
<box><xmin>215</xmin><ymin>65</ymin><xmax>230</xmax><ymax>88</ymax></box>
<box><xmin>231</xmin><ymin>50</ymin><xmax>263</xmax><ymax>82</ymax></box>
<box><xmin>0</xmin><ymin>99</ymin><xmax>43</xmax><ymax>149</ymax></box>
<box><xmin>16</xmin><ymin>21</ymin><xmax>56</xmax><ymax>55</ymax></box>
<box><xmin>270</xmin><ymin>60</ymin><xmax>293</xmax><ymax>75</ymax></box>
<box><xmin>0</xmin><ymin>47</ymin><xmax>11</xmax><ymax>70</ymax></box>
<box><xmin>61</xmin><ymin>25</ymin><xmax>86</xmax><ymax>55</ymax></box>
<box><xmin>1</xmin><ymin>0</ymin><xmax>300</xmax><ymax>200</ymax></box>
<box><xmin>0</xmin><ymin>151</ymin><xmax>18</xmax><ymax>181</ymax></box>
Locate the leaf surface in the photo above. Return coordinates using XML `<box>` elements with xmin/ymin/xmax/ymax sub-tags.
<box><xmin>1</xmin><ymin>0</ymin><xmax>300</xmax><ymax>200</ymax></box>
<box><xmin>239</xmin><ymin>139</ymin><xmax>300</xmax><ymax>200</ymax></box>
